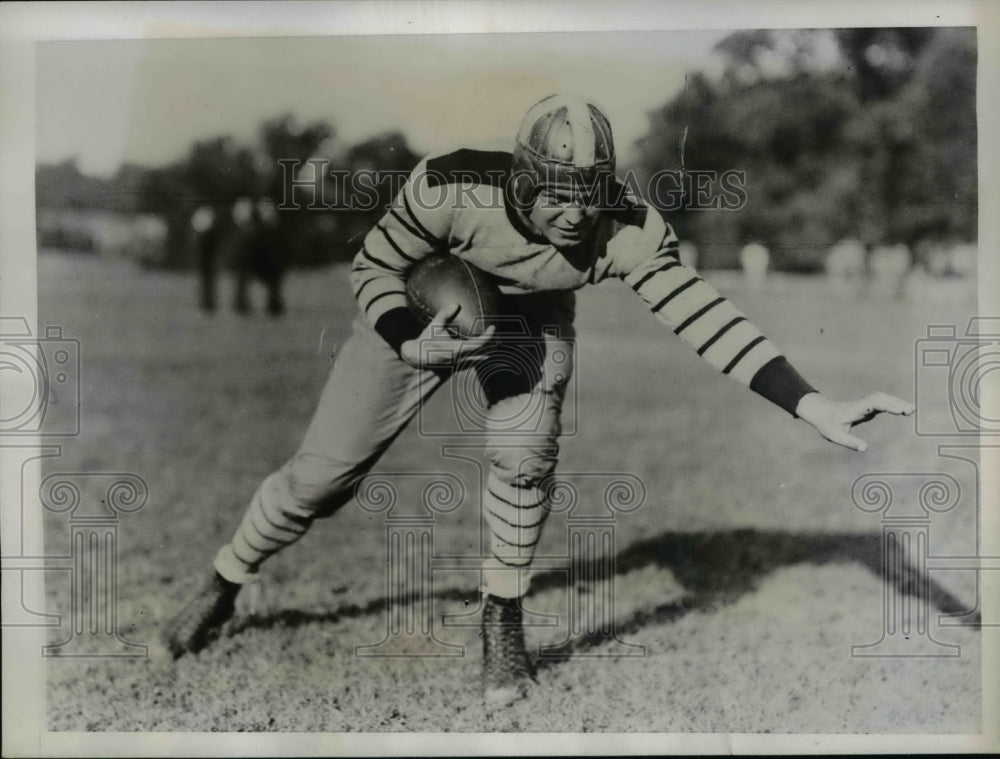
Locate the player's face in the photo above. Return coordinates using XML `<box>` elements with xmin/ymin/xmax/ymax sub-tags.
<box><xmin>527</xmin><ymin>187</ymin><xmax>599</xmax><ymax>247</ymax></box>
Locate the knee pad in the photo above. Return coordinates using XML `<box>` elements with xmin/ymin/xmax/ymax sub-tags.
<box><xmin>487</xmin><ymin>442</ymin><xmax>559</xmax><ymax>489</ymax></box>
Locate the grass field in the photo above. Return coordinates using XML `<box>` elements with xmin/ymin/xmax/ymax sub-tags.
<box><xmin>37</xmin><ymin>251</ymin><xmax>981</xmax><ymax>733</ymax></box>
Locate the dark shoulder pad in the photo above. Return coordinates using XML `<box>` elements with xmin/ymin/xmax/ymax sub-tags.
<box><xmin>424</xmin><ymin>149</ymin><xmax>511</xmax><ymax>189</ymax></box>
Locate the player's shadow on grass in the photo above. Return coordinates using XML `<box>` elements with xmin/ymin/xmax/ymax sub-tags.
<box><xmin>230</xmin><ymin>528</ymin><xmax>974</xmax><ymax>657</ymax></box>
<box><xmin>530</xmin><ymin>528</ymin><xmax>976</xmax><ymax>667</ymax></box>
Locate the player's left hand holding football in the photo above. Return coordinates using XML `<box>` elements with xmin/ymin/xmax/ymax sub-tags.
<box><xmin>795</xmin><ymin>392</ymin><xmax>915</xmax><ymax>452</ymax></box>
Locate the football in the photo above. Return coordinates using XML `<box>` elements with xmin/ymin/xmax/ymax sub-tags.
<box><xmin>405</xmin><ymin>254</ymin><xmax>502</xmax><ymax>339</ymax></box>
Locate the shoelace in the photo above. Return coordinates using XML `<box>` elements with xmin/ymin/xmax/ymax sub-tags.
<box><xmin>483</xmin><ymin>598</ymin><xmax>533</xmax><ymax>684</ymax></box>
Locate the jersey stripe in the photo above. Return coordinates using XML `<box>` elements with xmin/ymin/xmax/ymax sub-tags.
<box><xmin>401</xmin><ymin>190</ymin><xmax>439</xmax><ymax>245</ymax></box>
<box><xmin>620</xmin><ymin>223</ymin><xmax>784</xmax><ymax>389</ymax></box>
<box><xmin>351</xmin><ymin>161</ymin><xmax>455</xmax><ymax>331</ymax></box>
<box><xmin>360</xmin><ymin>246</ymin><xmax>404</xmax><ymax>273</ymax></box>
<box><xmin>364</xmin><ymin>289</ymin><xmax>406</xmax><ymax>313</ymax></box>
<box><xmin>674</xmin><ymin>296</ymin><xmax>725</xmax><ymax>335</ymax></box>
<box><xmin>650</xmin><ymin>276</ymin><xmax>700</xmax><ymax>312</ymax></box>
<box><xmin>377</xmin><ymin>224</ymin><xmax>421</xmax><ymax>263</ymax></box>
<box><xmin>353</xmin><ymin>275</ymin><xmax>380</xmax><ymax>300</ymax></box>
<box><xmin>697</xmin><ymin>316</ymin><xmax>746</xmax><ymax>355</ymax></box>
<box><xmin>631</xmin><ymin>259</ymin><xmax>681</xmax><ymax>291</ymax></box>
<box><xmin>723</xmin><ymin>335</ymin><xmax>767</xmax><ymax>374</ymax></box>
<box><xmin>389</xmin><ymin>207</ymin><xmax>431</xmax><ymax>243</ymax></box>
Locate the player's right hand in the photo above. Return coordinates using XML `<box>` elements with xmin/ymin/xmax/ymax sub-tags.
<box><xmin>399</xmin><ymin>303</ymin><xmax>496</xmax><ymax>370</ymax></box>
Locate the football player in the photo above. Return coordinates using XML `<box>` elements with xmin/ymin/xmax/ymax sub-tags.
<box><xmin>164</xmin><ymin>94</ymin><xmax>914</xmax><ymax>707</ymax></box>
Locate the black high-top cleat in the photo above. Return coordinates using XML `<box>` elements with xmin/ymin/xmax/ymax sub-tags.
<box><xmin>481</xmin><ymin>593</ymin><xmax>536</xmax><ymax>707</ymax></box>
<box><xmin>163</xmin><ymin>571</ymin><xmax>240</xmax><ymax>659</ymax></box>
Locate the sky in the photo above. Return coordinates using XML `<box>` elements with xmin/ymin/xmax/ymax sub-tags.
<box><xmin>35</xmin><ymin>31</ymin><xmax>733</xmax><ymax>177</ymax></box>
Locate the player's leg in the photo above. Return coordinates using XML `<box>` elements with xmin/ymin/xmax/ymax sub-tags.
<box><xmin>477</xmin><ymin>293</ymin><xmax>575</xmax><ymax>705</ymax></box>
<box><xmin>217</xmin><ymin>314</ymin><xmax>445</xmax><ymax>579</ymax></box>
<box><xmin>164</xmin><ymin>313</ymin><xmax>446</xmax><ymax>657</ymax></box>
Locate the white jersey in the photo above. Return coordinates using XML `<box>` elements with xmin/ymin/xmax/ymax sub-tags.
<box><xmin>351</xmin><ymin>147</ymin><xmax>814</xmax><ymax>415</ymax></box>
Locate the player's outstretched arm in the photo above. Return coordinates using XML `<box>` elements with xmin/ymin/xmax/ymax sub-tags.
<box><xmin>795</xmin><ymin>391</ymin><xmax>915</xmax><ymax>452</ymax></box>
<box><xmin>399</xmin><ymin>304</ymin><xmax>496</xmax><ymax>370</ymax></box>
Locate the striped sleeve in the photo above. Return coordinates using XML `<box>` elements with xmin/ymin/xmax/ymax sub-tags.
<box><xmin>350</xmin><ymin>160</ymin><xmax>452</xmax><ymax>353</ymax></box>
<box><xmin>610</xmin><ymin>211</ymin><xmax>816</xmax><ymax>416</ymax></box>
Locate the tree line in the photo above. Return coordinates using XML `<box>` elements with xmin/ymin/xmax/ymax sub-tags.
<box><xmin>37</xmin><ymin>27</ymin><xmax>975</xmax><ymax>273</ymax></box>
<box><xmin>634</xmin><ymin>27</ymin><xmax>976</xmax><ymax>271</ymax></box>
<box><xmin>36</xmin><ymin>116</ymin><xmax>420</xmax><ymax>268</ymax></box>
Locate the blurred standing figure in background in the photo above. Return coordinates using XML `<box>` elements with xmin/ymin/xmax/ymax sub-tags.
<box><xmin>191</xmin><ymin>205</ymin><xmax>221</xmax><ymax>313</ymax></box>
<box><xmin>196</xmin><ymin>197</ymin><xmax>286</xmax><ymax>317</ymax></box>
<box><xmin>231</xmin><ymin>197</ymin><xmax>286</xmax><ymax>317</ymax></box>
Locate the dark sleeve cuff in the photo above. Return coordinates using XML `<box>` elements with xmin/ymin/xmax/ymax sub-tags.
<box><xmin>749</xmin><ymin>356</ymin><xmax>817</xmax><ymax>417</ymax></box>
<box><xmin>373</xmin><ymin>306</ymin><xmax>425</xmax><ymax>356</ymax></box>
